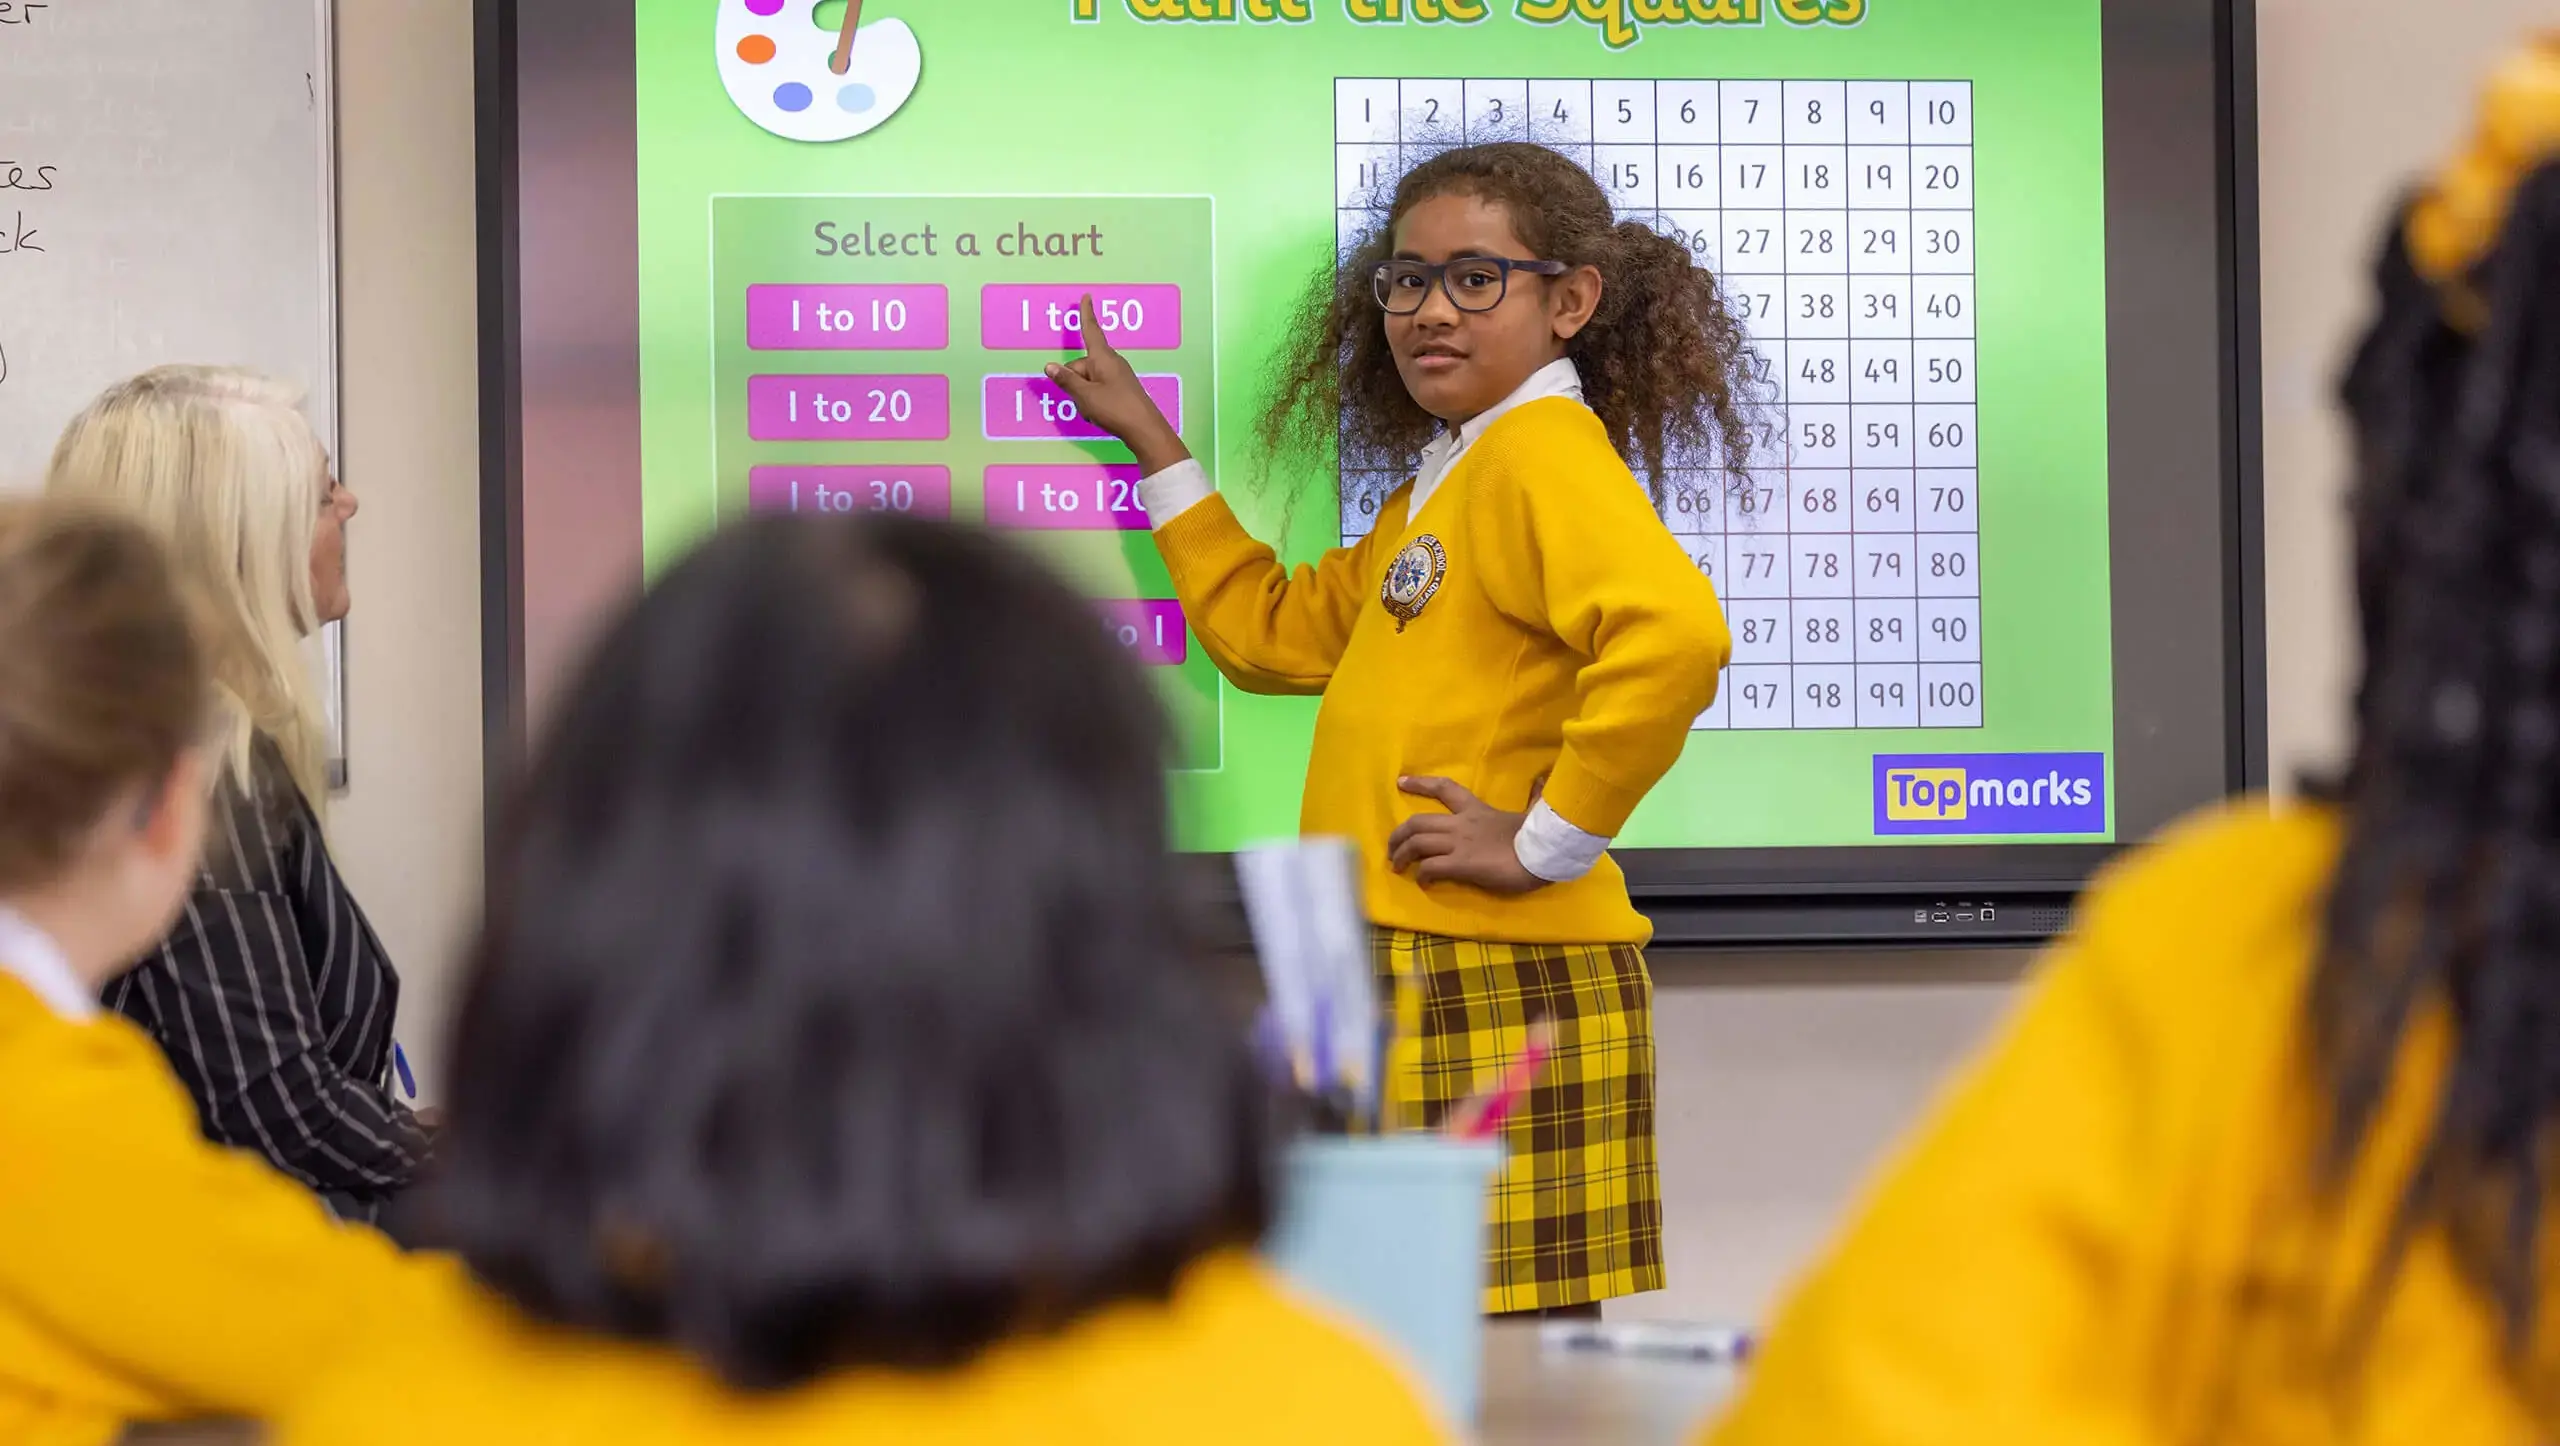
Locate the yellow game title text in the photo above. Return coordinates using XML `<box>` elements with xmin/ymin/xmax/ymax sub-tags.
<box><xmin>1515</xmin><ymin>0</ymin><xmax>1866</xmax><ymax>49</ymax></box>
<box><xmin>1078</xmin><ymin>0</ymin><xmax>1867</xmax><ymax>45</ymax></box>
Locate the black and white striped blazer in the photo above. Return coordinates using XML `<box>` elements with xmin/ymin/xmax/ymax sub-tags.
<box><xmin>105</xmin><ymin>744</ymin><xmax>431</xmax><ymax>1210</ymax></box>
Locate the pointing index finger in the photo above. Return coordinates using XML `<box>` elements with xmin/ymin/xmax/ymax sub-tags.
<box><xmin>1078</xmin><ymin>294</ymin><xmax>1118</xmax><ymax>359</ymax></box>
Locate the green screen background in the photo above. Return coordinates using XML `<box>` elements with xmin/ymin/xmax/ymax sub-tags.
<box><xmin>635</xmin><ymin>0</ymin><xmax>2113</xmax><ymax>851</ymax></box>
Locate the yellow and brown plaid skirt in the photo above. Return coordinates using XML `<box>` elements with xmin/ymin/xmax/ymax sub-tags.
<box><xmin>1375</xmin><ymin>928</ymin><xmax>1665</xmax><ymax>1313</ymax></box>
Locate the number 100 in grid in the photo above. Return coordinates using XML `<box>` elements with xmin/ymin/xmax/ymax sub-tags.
<box><xmin>1335</xmin><ymin>76</ymin><xmax>1983</xmax><ymax>731</ymax></box>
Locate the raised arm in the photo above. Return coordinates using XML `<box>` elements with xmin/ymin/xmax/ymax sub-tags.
<box><xmin>1049</xmin><ymin>295</ymin><xmax>1388</xmax><ymax>692</ymax></box>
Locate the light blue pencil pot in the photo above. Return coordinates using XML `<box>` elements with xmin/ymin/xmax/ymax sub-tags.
<box><xmin>1265</xmin><ymin>1136</ymin><xmax>1505</xmax><ymax>1423</ymax></box>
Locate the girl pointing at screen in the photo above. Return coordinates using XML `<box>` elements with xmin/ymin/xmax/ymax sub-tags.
<box><xmin>1049</xmin><ymin>142</ymin><xmax>1751</xmax><ymax>1315</ymax></box>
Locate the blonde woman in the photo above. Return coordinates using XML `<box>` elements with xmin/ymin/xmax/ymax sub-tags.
<box><xmin>47</xmin><ymin>365</ymin><xmax>431</xmax><ymax>1223</ymax></box>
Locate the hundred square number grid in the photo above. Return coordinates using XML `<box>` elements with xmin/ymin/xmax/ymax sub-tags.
<box><xmin>1334</xmin><ymin>77</ymin><xmax>1983</xmax><ymax>732</ymax></box>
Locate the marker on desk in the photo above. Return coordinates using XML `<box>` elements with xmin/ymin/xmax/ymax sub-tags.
<box><xmin>392</xmin><ymin>1043</ymin><xmax>417</xmax><ymax>1102</ymax></box>
<box><xmin>1539</xmin><ymin>1320</ymin><xmax>1754</xmax><ymax>1365</ymax></box>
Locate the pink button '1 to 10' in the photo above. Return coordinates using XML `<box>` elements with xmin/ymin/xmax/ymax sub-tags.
<box><xmin>983</xmin><ymin>374</ymin><xmax>1180</xmax><ymax>441</ymax></box>
<box><xmin>746</xmin><ymin>465</ymin><xmax>953</xmax><ymax>519</ymax></box>
<box><xmin>1098</xmin><ymin>600</ymin><xmax>1188</xmax><ymax>666</ymax></box>
<box><xmin>747</xmin><ymin>285</ymin><xmax>950</xmax><ymax>351</ymax></box>
<box><xmin>981</xmin><ymin>285</ymin><xmax>1183</xmax><ymax>350</ymax></box>
<box><xmin>983</xmin><ymin>465</ymin><xmax>1149</xmax><ymax>531</ymax></box>
<box><xmin>747</xmin><ymin>375</ymin><xmax>951</xmax><ymax>441</ymax></box>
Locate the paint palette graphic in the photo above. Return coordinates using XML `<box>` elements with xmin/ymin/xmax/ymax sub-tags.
<box><xmin>718</xmin><ymin>1</ymin><xmax>922</xmax><ymax>143</ymax></box>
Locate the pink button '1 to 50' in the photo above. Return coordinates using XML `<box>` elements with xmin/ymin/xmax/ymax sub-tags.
<box><xmin>980</xmin><ymin>285</ymin><xmax>1183</xmax><ymax>350</ymax></box>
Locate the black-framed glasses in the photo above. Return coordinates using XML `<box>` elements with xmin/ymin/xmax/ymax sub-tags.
<box><xmin>1371</xmin><ymin>257</ymin><xmax>1569</xmax><ymax>315</ymax></box>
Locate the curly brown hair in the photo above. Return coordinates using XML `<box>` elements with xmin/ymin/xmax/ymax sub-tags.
<box><xmin>1259</xmin><ymin>142</ymin><xmax>1765</xmax><ymax>509</ymax></box>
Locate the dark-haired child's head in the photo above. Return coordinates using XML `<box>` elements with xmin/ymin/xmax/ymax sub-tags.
<box><xmin>425</xmin><ymin>514</ymin><xmax>1272</xmax><ymax>1391</ymax></box>
<box><xmin>1263</xmin><ymin>141</ymin><xmax>1761</xmax><ymax>497</ymax></box>
<box><xmin>2311</xmin><ymin>37</ymin><xmax>2560</xmax><ymax>1350</ymax></box>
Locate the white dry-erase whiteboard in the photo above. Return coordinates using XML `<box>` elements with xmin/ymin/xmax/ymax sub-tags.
<box><xmin>0</xmin><ymin>0</ymin><xmax>347</xmax><ymax>787</ymax></box>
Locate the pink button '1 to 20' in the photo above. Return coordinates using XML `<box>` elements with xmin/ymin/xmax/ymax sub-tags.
<box><xmin>983</xmin><ymin>465</ymin><xmax>1150</xmax><ymax>531</ymax></box>
<box><xmin>981</xmin><ymin>285</ymin><xmax>1183</xmax><ymax>350</ymax></box>
<box><xmin>747</xmin><ymin>285</ymin><xmax>950</xmax><ymax>351</ymax></box>
<box><xmin>1098</xmin><ymin>600</ymin><xmax>1187</xmax><ymax>666</ymax></box>
<box><xmin>746</xmin><ymin>466</ymin><xmax>953</xmax><ymax>519</ymax></box>
<box><xmin>747</xmin><ymin>375</ymin><xmax>951</xmax><ymax>441</ymax></box>
<box><xmin>983</xmin><ymin>374</ymin><xmax>1180</xmax><ymax>441</ymax></box>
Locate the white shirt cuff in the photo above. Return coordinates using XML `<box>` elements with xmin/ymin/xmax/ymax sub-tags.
<box><xmin>1138</xmin><ymin>458</ymin><xmax>1214</xmax><ymax>528</ymax></box>
<box><xmin>1514</xmin><ymin>798</ymin><xmax>1611</xmax><ymax>884</ymax></box>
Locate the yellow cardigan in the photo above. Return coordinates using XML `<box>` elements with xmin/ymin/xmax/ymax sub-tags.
<box><xmin>1706</xmin><ymin>802</ymin><xmax>2560</xmax><ymax>1446</ymax></box>
<box><xmin>276</xmin><ymin>1252</ymin><xmax>1452</xmax><ymax>1446</ymax></box>
<box><xmin>1156</xmin><ymin>397</ymin><xmax>1729</xmax><ymax>945</ymax></box>
<box><xmin>0</xmin><ymin>974</ymin><xmax>409</xmax><ymax>1446</ymax></box>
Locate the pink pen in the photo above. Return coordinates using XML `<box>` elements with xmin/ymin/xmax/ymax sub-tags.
<box><xmin>1450</xmin><ymin>1021</ymin><xmax>1554</xmax><ymax>1141</ymax></box>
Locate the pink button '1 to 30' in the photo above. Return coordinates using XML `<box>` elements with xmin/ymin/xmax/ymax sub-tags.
<box><xmin>746</xmin><ymin>465</ymin><xmax>953</xmax><ymax>519</ymax></box>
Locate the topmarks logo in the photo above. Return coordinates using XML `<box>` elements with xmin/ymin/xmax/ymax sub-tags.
<box><xmin>1874</xmin><ymin>754</ymin><xmax>2108</xmax><ymax>837</ymax></box>
<box><xmin>1884</xmin><ymin>767</ymin><xmax>1974</xmax><ymax>821</ymax></box>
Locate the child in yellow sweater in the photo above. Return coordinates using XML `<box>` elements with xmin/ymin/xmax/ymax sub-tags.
<box><xmin>1049</xmin><ymin>142</ymin><xmax>1753</xmax><ymax>1313</ymax></box>
<box><xmin>277</xmin><ymin>515</ymin><xmax>1448</xmax><ymax>1446</ymax></box>
<box><xmin>1706</xmin><ymin>40</ymin><xmax>2560</xmax><ymax>1446</ymax></box>
<box><xmin>0</xmin><ymin>500</ymin><xmax>405</xmax><ymax>1446</ymax></box>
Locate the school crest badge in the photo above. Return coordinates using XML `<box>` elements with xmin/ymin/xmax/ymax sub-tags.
<box><xmin>1381</xmin><ymin>534</ymin><xmax>1447</xmax><ymax>632</ymax></box>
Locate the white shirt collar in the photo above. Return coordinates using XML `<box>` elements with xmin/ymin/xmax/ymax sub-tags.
<box><xmin>1423</xmin><ymin>356</ymin><xmax>1585</xmax><ymax>458</ymax></box>
<box><xmin>0</xmin><ymin>906</ymin><xmax>96</xmax><ymax>1021</ymax></box>
<box><xmin>1412</xmin><ymin>357</ymin><xmax>1585</xmax><ymax>516</ymax></box>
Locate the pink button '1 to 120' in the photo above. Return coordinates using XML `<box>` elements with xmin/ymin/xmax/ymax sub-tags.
<box><xmin>746</xmin><ymin>465</ymin><xmax>953</xmax><ymax>519</ymax></box>
<box><xmin>980</xmin><ymin>285</ymin><xmax>1183</xmax><ymax>350</ymax></box>
<box><xmin>747</xmin><ymin>285</ymin><xmax>951</xmax><ymax>351</ymax></box>
<box><xmin>1097</xmin><ymin>600</ymin><xmax>1188</xmax><ymax>666</ymax></box>
<box><xmin>982</xmin><ymin>374</ymin><xmax>1180</xmax><ymax>441</ymax></box>
<box><xmin>982</xmin><ymin>465</ymin><xmax>1150</xmax><ymax>531</ymax></box>
<box><xmin>747</xmin><ymin>375</ymin><xmax>951</xmax><ymax>441</ymax></box>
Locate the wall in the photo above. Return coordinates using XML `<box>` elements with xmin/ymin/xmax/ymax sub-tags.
<box><xmin>324</xmin><ymin>0</ymin><xmax>2547</xmax><ymax>1325</ymax></box>
<box><xmin>2256</xmin><ymin>2</ymin><xmax>2535</xmax><ymax>788</ymax></box>
<box><xmin>1619</xmin><ymin>950</ymin><xmax>2023</xmax><ymax>1323</ymax></box>
<box><xmin>326</xmin><ymin>0</ymin><xmax>484</xmax><ymax>1094</ymax></box>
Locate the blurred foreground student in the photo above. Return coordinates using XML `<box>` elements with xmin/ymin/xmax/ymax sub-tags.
<box><xmin>1708</xmin><ymin>41</ymin><xmax>2560</xmax><ymax>1446</ymax></box>
<box><xmin>279</xmin><ymin>515</ymin><xmax>1447</xmax><ymax>1446</ymax></box>
<box><xmin>0</xmin><ymin>501</ymin><xmax>404</xmax><ymax>1446</ymax></box>
<box><xmin>47</xmin><ymin>366</ymin><xmax>430</xmax><ymax>1221</ymax></box>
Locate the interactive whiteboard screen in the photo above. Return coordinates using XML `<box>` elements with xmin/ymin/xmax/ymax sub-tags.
<box><xmin>485</xmin><ymin>0</ymin><xmax>2259</xmax><ymax>924</ymax></box>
